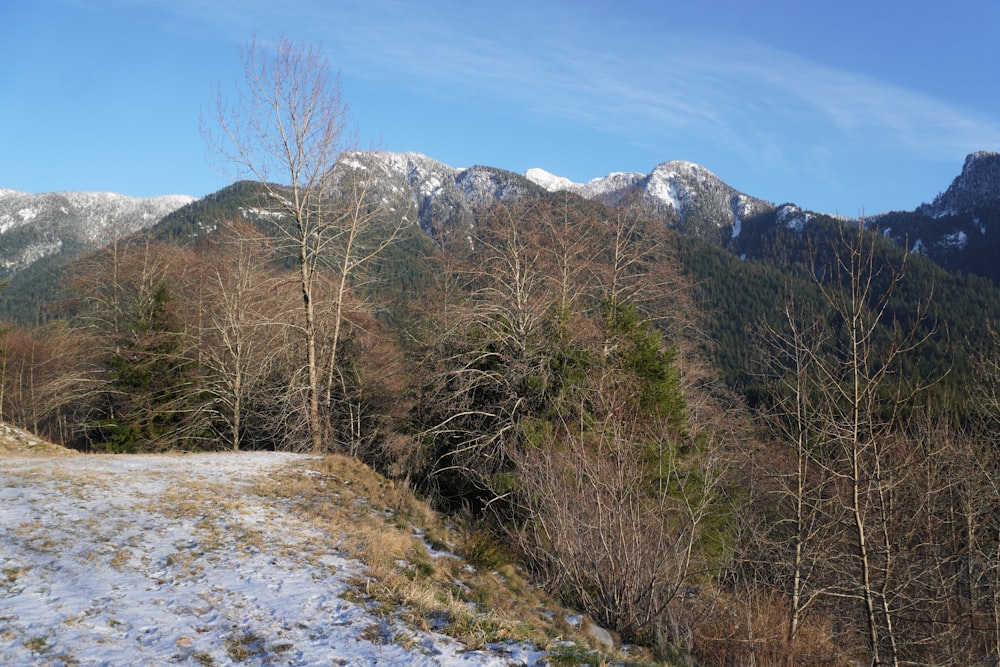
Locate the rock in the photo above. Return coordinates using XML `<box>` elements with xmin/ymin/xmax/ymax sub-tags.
<box><xmin>583</xmin><ymin>619</ymin><xmax>615</xmax><ymax>652</ymax></box>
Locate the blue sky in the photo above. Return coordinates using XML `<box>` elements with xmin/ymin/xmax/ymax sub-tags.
<box><xmin>2</xmin><ymin>0</ymin><xmax>999</xmax><ymax>215</ymax></box>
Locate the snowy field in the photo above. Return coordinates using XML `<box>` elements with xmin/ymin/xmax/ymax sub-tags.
<box><xmin>0</xmin><ymin>451</ymin><xmax>545</xmax><ymax>666</ymax></box>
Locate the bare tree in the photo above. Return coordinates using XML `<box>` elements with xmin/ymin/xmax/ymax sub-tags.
<box><xmin>750</xmin><ymin>223</ymin><xmax>945</xmax><ymax>665</ymax></box>
<box><xmin>193</xmin><ymin>221</ymin><xmax>292</xmax><ymax>450</ymax></box>
<box><xmin>953</xmin><ymin>331</ymin><xmax>1000</xmax><ymax>663</ymax></box>
<box><xmin>752</xmin><ymin>299</ymin><xmax>849</xmax><ymax>647</ymax></box>
<box><xmin>0</xmin><ymin>309</ymin><xmax>7</xmax><ymax>424</ymax></box>
<box><xmin>0</xmin><ymin>323</ymin><xmax>102</xmax><ymax>444</ymax></box>
<box><xmin>206</xmin><ymin>36</ymin><xmax>402</xmax><ymax>453</ymax></box>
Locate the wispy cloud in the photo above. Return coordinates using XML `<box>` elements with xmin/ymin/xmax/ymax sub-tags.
<box><xmin>724</xmin><ymin>44</ymin><xmax>1000</xmax><ymax>155</ymax></box>
<box><xmin>117</xmin><ymin>0</ymin><xmax>1000</xmax><ymax>170</ymax></box>
<box><xmin>305</xmin><ymin>2</ymin><xmax>1000</xmax><ymax>165</ymax></box>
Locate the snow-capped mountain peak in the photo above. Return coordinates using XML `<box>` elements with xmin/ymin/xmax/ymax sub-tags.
<box><xmin>921</xmin><ymin>150</ymin><xmax>1000</xmax><ymax>218</ymax></box>
<box><xmin>520</xmin><ymin>160</ymin><xmax>773</xmax><ymax>240</ymax></box>
<box><xmin>0</xmin><ymin>189</ymin><xmax>195</xmax><ymax>276</ymax></box>
<box><xmin>335</xmin><ymin>151</ymin><xmax>542</xmax><ymax>240</ymax></box>
<box><xmin>524</xmin><ymin>168</ymin><xmax>579</xmax><ymax>192</ymax></box>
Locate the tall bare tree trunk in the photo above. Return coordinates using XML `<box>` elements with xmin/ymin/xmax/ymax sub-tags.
<box><xmin>206</xmin><ymin>38</ymin><xmax>403</xmax><ymax>454</ymax></box>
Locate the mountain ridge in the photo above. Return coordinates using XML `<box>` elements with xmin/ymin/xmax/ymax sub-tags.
<box><xmin>0</xmin><ymin>189</ymin><xmax>196</xmax><ymax>323</ymax></box>
<box><xmin>4</xmin><ymin>148</ymin><xmax>1000</xmax><ymax>322</ymax></box>
<box><xmin>918</xmin><ymin>150</ymin><xmax>1000</xmax><ymax>218</ymax></box>
<box><xmin>0</xmin><ymin>189</ymin><xmax>194</xmax><ymax>275</ymax></box>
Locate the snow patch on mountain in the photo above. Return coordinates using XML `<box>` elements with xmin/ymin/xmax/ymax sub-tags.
<box><xmin>732</xmin><ymin>194</ymin><xmax>759</xmax><ymax>220</ymax></box>
<box><xmin>578</xmin><ymin>172</ymin><xmax>645</xmax><ymax>206</ymax></box>
<box><xmin>646</xmin><ymin>166</ymin><xmax>687</xmax><ymax>215</ymax></box>
<box><xmin>777</xmin><ymin>205</ymin><xmax>811</xmax><ymax>232</ymax></box>
<box><xmin>524</xmin><ymin>167</ymin><xmax>647</xmax><ymax>207</ymax></box>
<box><xmin>941</xmin><ymin>230</ymin><xmax>969</xmax><ymax>250</ymax></box>
<box><xmin>338</xmin><ymin>152</ymin><xmax>546</xmax><ymax>239</ymax></box>
<box><xmin>524</xmin><ymin>168</ymin><xmax>578</xmax><ymax>192</ymax></box>
<box><xmin>240</xmin><ymin>206</ymin><xmax>284</xmax><ymax>220</ymax></box>
<box><xmin>0</xmin><ymin>189</ymin><xmax>195</xmax><ymax>276</ymax></box>
<box><xmin>457</xmin><ymin>166</ymin><xmax>536</xmax><ymax>205</ymax></box>
<box><xmin>2</xmin><ymin>240</ymin><xmax>64</xmax><ymax>271</ymax></box>
<box><xmin>524</xmin><ymin>160</ymin><xmax>775</xmax><ymax>242</ymax></box>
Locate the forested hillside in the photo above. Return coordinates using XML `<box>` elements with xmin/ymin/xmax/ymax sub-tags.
<box><xmin>679</xmin><ymin>211</ymin><xmax>1000</xmax><ymax>410</ymax></box>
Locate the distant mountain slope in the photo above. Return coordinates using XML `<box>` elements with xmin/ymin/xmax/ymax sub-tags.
<box><xmin>269</xmin><ymin>151</ymin><xmax>774</xmax><ymax>248</ymax></box>
<box><xmin>526</xmin><ymin>151</ymin><xmax>1000</xmax><ymax>288</ymax></box>
<box><xmin>335</xmin><ymin>152</ymin><xmax>546</xmax><ymax>244</ymax></box>
<box><xmin>6</xmin><ymin>148</ymin><xmax>1000</xmax><ymax>327</ymax></box>
<box><xmin>0</xmin><ymin>189</ymin><xmax>194</xmax><ymax>275</ymax></box>
<box><xmin>871</xmin><ymin>151</ymin><xmax>1000</xmax><ymax>283</ymax></box>
<box><xmin>526</xmin><ymin>160</ymin><xmax>775</xmax><ymax>243</ymax></box>
<box><xmin>0</xmin><ymin>189</ymin><xmax>194</xmax><ymax>323</ymax></box>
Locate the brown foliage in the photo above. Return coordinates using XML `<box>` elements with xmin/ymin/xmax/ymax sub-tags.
<box><xmin>0</xmin><ymin>324</ymin><xmax>101</xmax><ymax>444</ymax></box>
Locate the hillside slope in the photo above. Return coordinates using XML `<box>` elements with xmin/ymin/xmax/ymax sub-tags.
<box><xmin>0</xmin><ymin>450</ymin><xmax>614</xmax><ymax>666</ymax></box>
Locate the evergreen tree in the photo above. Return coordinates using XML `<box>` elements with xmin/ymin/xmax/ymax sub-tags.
<box><xmin>89</xmin><ymin>283</ymin><xmax>204</xmax><ymax>452</ymax></box>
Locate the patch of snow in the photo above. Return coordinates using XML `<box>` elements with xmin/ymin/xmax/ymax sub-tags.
<box><xmin>0</xmin><ymin>452</ymin><xmax>548</xmax><ymax>666</ymax></box>
<box><xmin>419</xmin><ymin>174</ymin><xmax>444</xmax><ymax>199</ymax></box>
<box><xmin>342</xmin><ymin>156</ymin><xmax>370</xmax><ymax>170</ymax></box>
<box><xmin>646</xmin><ymin>171</ymin><xmax>684</xmax><ymax>214</ymax></box>
<box><xmin>2</xmin><ymin>239</ymin><xmax>64</xmax><ymax>270</ymax></box>
<box><xmin>653</xmin><ymin>160</ymin><xmax>715</xmax><ymax>187</ymax></box>
<box><xmin>456</xmin><ymin>167</ymin><xmax>528</xmax><ymax>205</ymax></box>
<box><xmin>940</xmin><ymin>230</ymin><xmax>968</xmax><ymax>250</ymax></box>
<box><xmin>241</xmin><ymin>207</ymin><xmax>285</xmax><ymax>220</ymax></box>
<box><xmin>975</xmin><ymin>216</ymin><xmax>986</xmax><ymax>235</ymax></box>
<box><xmin>524</xmin><ymin>168</ymin><xmax>578</xmax><ymax>192</ymax></box>
<box><xmin>577</xmin><ymin>172</ymin><xmax>644</xmax><ymax>203</ymax></box>
<box><xmin>731</xmin><ymin>199</ymin><xmax>747</xmax><ymax>238</ymax></box>
<box><xmin>911</xmin><ymin>239</ymin><xmax>926</xmax><ymax>254</ymax></box>
<box><xmin>777</xmin><ymin>205</ymin><xmax>810</xmax><ymax>232</ymax></box>
<box><xmin>1</xmin><ymin>190</ymin><xmax>194</xmax><ymax>253</ymax></box>
<box><xmin>731</xmin><ymin>194</ymin><xmax>756</xmax><ymax>221</ymax></box>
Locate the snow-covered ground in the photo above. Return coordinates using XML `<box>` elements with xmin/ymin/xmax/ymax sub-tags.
<box><xmin>0</xmin><ymin>452</ymin><xmax>545</xmax><ymax>666</ymax></box>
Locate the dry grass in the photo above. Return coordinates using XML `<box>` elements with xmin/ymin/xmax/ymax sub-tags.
<box><xmin>258</xmin><ymin>454</ymin><xmax>869</xmax><ymax>666</ymax></box>
<box><xmin>0</xmin><ymin>441</ymin><xmax>646</xmax><ymax>662</ymax></box>
<box><xmin>692</xmin><ymin>591</ymin><xmax>855</xmax><ymax>667</ymax></box>
<box><xmin>0</xmin><ymin>422</ymin><xmax>76</xmax><ymax>456</ymax></box>
<box><xmin>256</xmin><ymin>453</ymin><xmax>628</xmax><ymax>660</ymax></box>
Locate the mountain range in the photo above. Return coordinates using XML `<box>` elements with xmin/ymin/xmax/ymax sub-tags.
<box><xmin>333</xmin><ymin>151</ymin><xmax>776</xmax><ymax>247</ymax></box>
<box><xmin>327</xmin><ymin>150</ymin><xmax>1000</xmax><ymax>283</ymax></box>
<box><xmin>872</xmin><ymin>151</ymin><xmax>1000</xmax><ymax>280</ymax></box>
<box><xmin>2</xmin><ymin>150</ymin><xmax>999</xmax><ymax>323</ymax></box>
<box><xmin>0</xmin><ymin>189</ymin><xmax>195</xmax><ymax>277</ymax></box>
